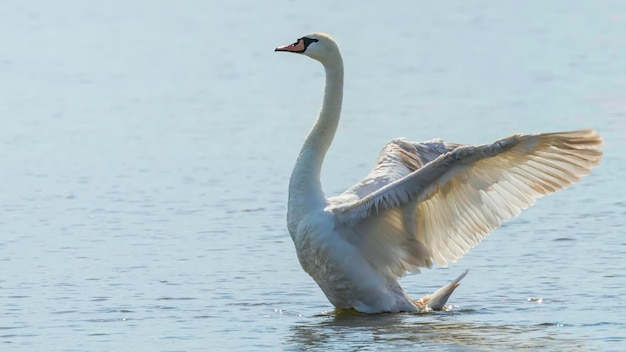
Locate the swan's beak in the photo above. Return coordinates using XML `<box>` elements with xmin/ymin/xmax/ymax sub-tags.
<box><xmin>275</xmin><ymin>39</ymin><xmax>306</xmax><ymax>53</ymax></box>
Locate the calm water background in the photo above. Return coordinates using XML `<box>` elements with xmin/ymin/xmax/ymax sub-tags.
<box><xmin>1</xmin><ymin>1</ymin><xmax>625</xmax><ymax>351</ymax></box>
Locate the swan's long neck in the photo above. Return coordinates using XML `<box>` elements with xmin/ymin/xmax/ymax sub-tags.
<box><xmin>288</xmin><ymin>56</ymin><xmax>344</xmax><ymax>220</ymax></box>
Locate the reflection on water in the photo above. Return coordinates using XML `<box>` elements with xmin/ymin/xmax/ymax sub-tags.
<box><xmin>288</xmin><ymin>310</ymin><xmax>587</xmax><ymax>351</ymax></box>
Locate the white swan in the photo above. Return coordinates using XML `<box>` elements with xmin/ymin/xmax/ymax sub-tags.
<box><xmin>275</xmin><ymin>33</ymin><xmax>603</xmax><ymax>314</ymax></box>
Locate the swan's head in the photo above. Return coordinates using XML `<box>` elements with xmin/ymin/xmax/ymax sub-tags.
<box><xmin>275</xmin><ymin>33</ymin><xmax>341</xmax><ymax>65</ymax></box>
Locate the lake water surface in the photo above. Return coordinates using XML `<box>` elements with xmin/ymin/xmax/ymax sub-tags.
<box><xmin>1</xmin><ymin>1</ymin><xmax>625</xmax><ymax>351</ymax></box>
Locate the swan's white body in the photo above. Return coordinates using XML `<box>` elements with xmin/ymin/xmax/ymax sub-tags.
<box><xmin>276</xmin><ymin>33</ymin><xmax>603</xmax><ymax>314</ymax></box>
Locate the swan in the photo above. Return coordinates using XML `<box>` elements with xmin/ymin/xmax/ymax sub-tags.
<box><xmin>275</xmin><ymin>33</ymin><xmax>603</xmax><ymax>314</ymax></box>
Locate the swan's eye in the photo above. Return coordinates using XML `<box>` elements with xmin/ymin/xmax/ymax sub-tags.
<box><xmin>301</xmin><ymin>37</ymin><xmax>319</xmax><ymax>48</ymax></box>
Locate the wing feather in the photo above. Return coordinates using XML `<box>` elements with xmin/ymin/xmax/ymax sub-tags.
<box><xmin>330</xmin><ymin>129</ymin><xmax>602</xmax><ymax>275</ymax></box>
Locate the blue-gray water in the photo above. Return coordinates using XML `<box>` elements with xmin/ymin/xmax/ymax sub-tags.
<box><xmin>1</xmin><ymin>1</ymin><xmax>625</xmax><ymax>351</ymax></box>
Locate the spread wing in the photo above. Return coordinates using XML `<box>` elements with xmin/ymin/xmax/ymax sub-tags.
<box><xmin>329</xmin><ymin>138</ymin><xmax>462</xmax><ymax>203</ymax></box>
<box><xmin>328</xmin><ymin>130</ymin><xmax>603</xmax><ymax>278</ymax></box>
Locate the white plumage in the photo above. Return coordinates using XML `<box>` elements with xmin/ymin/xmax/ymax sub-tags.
<box><xmin>275</xmin><ymin>33</ymin><xmax>602</xmax><ymax>314</ymax></box>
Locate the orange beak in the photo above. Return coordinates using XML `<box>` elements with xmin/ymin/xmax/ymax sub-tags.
<box><xmin>275</xmin><ymin>39</ymin><xmax>306</xmax><ymax>53</ymax></box>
